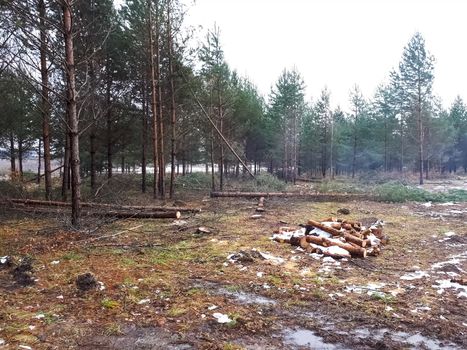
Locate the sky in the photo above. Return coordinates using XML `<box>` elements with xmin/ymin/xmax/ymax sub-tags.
<box><xmin>182</xmin><ymin>0</ymin><xmax>467</xmax><ymax>110</ymax></box>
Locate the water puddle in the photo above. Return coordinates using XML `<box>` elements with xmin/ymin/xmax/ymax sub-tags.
<box><xmin>353</xmin><ymin>328</ymin><xmax>460</xmax><ymax>350</ymax></box>
<box><xmin>284</xmin><ymin>328</ymin><xmax>337</xmax><ymax>349</ymax></box>
<box><xmin>193</xmin><ymin>280</ymin><xmax>277</xmax><ymax>305</ymax></box>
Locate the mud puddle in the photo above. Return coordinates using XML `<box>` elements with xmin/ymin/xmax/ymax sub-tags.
<box><xmin>194</xmin><ymin>279</ymin><xmax>464</xmax><ymax>349</ymax></box>
<box><xmin>79</xmin><ymin>325</ymin><xmax>194</xmax><ymax>350</ymax></box>
<box><xmin>284</xmin><ymin>328</ymin><xmax>338</xmax><ymax>349</ymax></box>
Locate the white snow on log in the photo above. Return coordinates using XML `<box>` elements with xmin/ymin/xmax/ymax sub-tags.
<box><xmin>137</xmin><ymin>299</ymin><xmax>150</xmax><ymax>305</ymax></box>
<box><xmin>444</xmin><ymin>231</ymin><xmax>456</xmax><ymax>237</ymax></box>
<box><xmin>0</xmin><ymin>256</ymin><xmax>9</xmax><ymax>264</ymax></box>
<box><xmin>422</xmin><ymin>202</ymin><xmax>432</xmax><ymax>207</ymax></box>
<box><xmin>309</xmin><ymin>227</ymin><xmax>332</xmax><ymax>238</ymax></box>
<box><xmin>271</xmin><ymin>227</ymin><xmax>305</xmax><ymax>241</ymax></box>
<box><xmin>207</xmin><ymin>305</ymin><xmax>218</xmax><ymax>310</ymax></box>
<box><xmin>50</xmin><ymin>260</ymin><xmax>60</xmax><ymax>265</ymax></box>
<box><xmin>367</xmin><ymin>234</ymin><xmax>381</xmax><ymax>247</ymax></box>
<box><xmin>212</xmin><ymin>312</ymin><xmax>232</xmax><ymax>323</ymax></box>
<box><xmin>400</xmin><ymin>271</ymin><xmax>429</xmax><ymax>280</ymax></box>
<box><xmin>0</xmin><ymin>339</ymin><xmax>5</xmax><ymax>346</ymax></box>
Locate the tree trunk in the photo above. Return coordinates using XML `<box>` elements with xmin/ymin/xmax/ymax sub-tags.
<box><xmin>155</xmin><ymin>0</ymin><xmax>165</xmax><ymax>198</ymax></box>
<box><xmin>106</xmin><ymin>74</ymin><xmax>113</xmax><ymax>179</ymax></box>
<box><xmin>352</xmin><ymin>110</ymin><xmax>358</xmax><ymax>179</ymax></box>
<box><xmin>418</xmin><ymin>93</ymin><xmax>424</xmax><ymax>185</ymax></box>
<box><xmin>37</xmin><ymin>138</ymin><xmax>42</xmax><ymax>184</ymax></box>
<box><xmin>89</xmin><ymin>58</ymin><xmax>97</xmax><ymax>190</ymax></box>
<box><xmin>62</xmin><ymin>133</ymin><xmax>70</xmax><ymax>201</ymax></box>
<box><xmin>9</xmin><ymin>133</ymin><xmax>15</xmax><ymax>174</ymax></box>
<box><xmin>210</xmin><ymin>130</ymin><xmax>215</xmax><ymax>191</ymax></box>
<box><xmin>167</xmin><ymin>1</ymin><xmax>176</xmax><ymax>199</ymax></box>
<box><xmin>18</xmin><ymin>139</ymin><xmax>23</xmax><ymax>181</ymax></box>
<box><xmin>148</xmin><ymin>0</ymin><xmax>159</xmax><ymax>199</ymax></box>
<box><xmin>38</xmin><ymin>0</ymin><xmax>52</xmax><ymax>200</ymax></box>
<box><xmin>63</xmin><ymin>0</ymin><xmax>81</xmax><ymax>226</ymax></box>
<box><xmin>141</xmin><ymin>77</ymin><xmax>147</xmax><ymax>193</ymax></box>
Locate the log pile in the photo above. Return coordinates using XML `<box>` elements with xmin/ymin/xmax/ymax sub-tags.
<box><xmin>1</xmin><ymin>198</ymin><xmax>196</xmax><ymax>219</ymax></box>
<box><xmin>272</xmin><ymin>217</ymin><xmax>387</xmax><ymax>259</ymax></box>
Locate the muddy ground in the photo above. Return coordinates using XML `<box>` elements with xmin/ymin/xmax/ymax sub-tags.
<box><xmin>0</xmin><ymin>194</ymin><xmax>466</xmax><ymax>349</ymax></box>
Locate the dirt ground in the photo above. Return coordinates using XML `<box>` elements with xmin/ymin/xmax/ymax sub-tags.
<box><xmin>0</xmin><ymin>194</ymin><xmax>466</xmax><ymax>349</ymax></box>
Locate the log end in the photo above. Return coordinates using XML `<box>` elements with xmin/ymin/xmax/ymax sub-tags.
<box><xmin>175</xmin><ymin>211</ymin><xmax>181</xmax><ymax>219</ymax></box>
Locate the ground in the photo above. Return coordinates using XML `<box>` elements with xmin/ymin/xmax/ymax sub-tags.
<box><xmin>0</xmin><ymin>182</ymin><xmax>466</xmax><ymax>349</ymax></box>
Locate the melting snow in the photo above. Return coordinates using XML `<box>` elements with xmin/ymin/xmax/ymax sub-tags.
<box><xmin>400</xmin><ymin>271</ymin><xmax>429</xmax><ymax>280</ymax></box>
<box><xmin>212</xmin><ymin>312</ymin><xmax>232</xmax><ymax>323</ymax></box>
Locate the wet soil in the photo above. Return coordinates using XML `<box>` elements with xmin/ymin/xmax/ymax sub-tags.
<box><xmin>0</xmin><ymin>196</ymin><xmax>466</xmax><ymax>349</ymax></box>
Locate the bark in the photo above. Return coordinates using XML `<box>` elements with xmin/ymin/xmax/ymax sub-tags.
<box><xmin>148</xmin><ymin>0</ymin><xmax>159</xmax><ymax>198</ymax></box>
<box><xmin>8</xmin><ymin>206</ymin><xmax>181</xmax><ymax>219</ymax></box>
<box><xmin>63</xmin><ymin>0</ymin><xmax>81</xmax><ymax>226</ymax></box>
<box><xmin>167</xmin><ymin>1</ymin><xmax>176</xmax><ymax>199</ymax></box>
<box><xmin>39</xmin><ymin>0</ymin><xmax>52</xmax><ymax>200</ymax></box>
<box><xmin>155</xmin><ymin>0</ymin><xmax>165</xmax><ymax>198</ymax></box>
<box><xmin>9</xmin><ymin>133</ymin><xmax>15</xmax><ymax>174</ymax></box>
<box><xmin>306</xmin><ymin>219</ymin><xmax>342</xmax><ymax>237</ymax></box>
<box><xmin>37</xmin><ymin>138</ymin><xmax>42</xmax><ymax>184</ymax></box>
<box><xmin>304</xmin><ymin>236</ymin><xmax>366</xmax><ymax>258</ymax></box>
<box><xmin>8</xmin><ymin>198</ymin><xmax>200</xmax><ymax>212</ymax></box>
<box><xmin>418</xmin><ymin>93</ymin><xmax>424</xmax><ymax>185</ymax></box>
<box><xmin>62</xmin><ymin>133</ymin><xmax>70</xmax><ymax>201</ymax></box>
<box><xmin>210</xmin><ymin>130</ymin><xmax>215</xmax><ymax>190</ymax></box>
<box><xmin>18</xmin><ymin>139</ymin><xmax>23</xmax><ymax>181</ymax></box>
<box><xmin>352</xmin><ymin>105</ymin><xmax>358</xmax><ymax>179</ymax></box>
<box><xmin>89</xmin><ymin>52</ymin><xmax>97</xmax><ymax>190</ymax></box>
<box><xmin>256</xmin><ymin>196</ymin><xmax>265</xmax><ymax>212</ymax></box>
<box><xmin>106</xmin><ymin>74</ymin><xmax>113</xmax><ymax>179</ymax></box>
<box><xmin>141</xmin><ymin>77</ymin><xmax>147</xmax><ymax>193</ymax></box>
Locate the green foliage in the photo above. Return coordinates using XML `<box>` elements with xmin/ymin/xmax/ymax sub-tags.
<box><xmin>252</xmin><ymin>173</ymin><xmax>286</xmax><ymax>191</ymax></box>
<box><xmin>174</xmin><ymin>173</ymin><xmax>213</xmax><ymax>190</ymax></box>
<box><xmin>374</xmin><ymin>181</ymin><xmax>467</xmax><ymax>203</ymax></box>
<box><xmin>314</xmin><ymin>180</ymin><xmax>363</xmax><ymax>194</ymax></box>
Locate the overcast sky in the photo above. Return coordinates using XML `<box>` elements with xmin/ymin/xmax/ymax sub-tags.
<box><xmin>183</xmin><ymin>0</ymin><xmax>466</xmax><ymax>110</ymax></box>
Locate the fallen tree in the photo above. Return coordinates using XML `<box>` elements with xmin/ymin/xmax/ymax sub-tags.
<box><xmin>5</xmin><ymin>206</ymin><xmax>181</xmax><ymax>219</ymax></box>
<box><xmin>5</xmin><ymin>198</ymin><xmax>200</xmax><ymax>213</ymax></box>
<box><xmin>211</xmin><ymin>191</ymin><xmax>371</xmax><ymax>201</ymax></box>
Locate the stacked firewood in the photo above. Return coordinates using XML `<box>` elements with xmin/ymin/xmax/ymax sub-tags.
<box><xmin>272</xmin><ymin>217</ymin><xmax>388</xmax><ymax>259</ymax></box>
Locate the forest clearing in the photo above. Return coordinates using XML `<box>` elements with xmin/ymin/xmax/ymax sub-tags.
<box><xmin>1</xmin><ymin>175</ymin><xmax>467</xmax><ymax>349</ymax></box>
<box><xmin>2</xmin><ymin>0</ymin><xmax>467</xmax><ymax>349</ymax></box>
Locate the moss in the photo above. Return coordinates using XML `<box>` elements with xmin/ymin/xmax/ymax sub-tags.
<box><xmin>101</xmin><ymin>298</ymin><xmax>121</xmax><ymax>309</ymax></box>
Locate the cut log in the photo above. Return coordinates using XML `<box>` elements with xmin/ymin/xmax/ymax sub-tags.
<box><xmin>306</xmin><ymin>219</ymin><xmax>342</xmax><ymax>237</ymax></box>
<box><xmin>6</xmin><ymin>198</ymin><xmax>199</xmax><ymax>213</ymax></box>
<box><xmin>305</xmin><ymin>236</ymin><xmax>366</xmax><ymax>258</ymax></box>
<box><xmin>343</xmin><ymin>233</ymin><xmax>368</xmax><ymax>248</ymax></box>
<box><xmin>290</xmin><ymin>236</ymin><xmax>302</xmax><ymax>246</ymax></box>
<box><xmin>256</xmin><ymin>197</ymin><xmax>265</xmax><ymax>212</ymax></box>
<box><xmin>6</xmin><ymin>206</ymin><xmax>181</xmax><ymax>219</ymax></box>
<box><xmin>299</xmin><ymin>236</ymin><xmax>310</xmax><ymax>249</ymax></box>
